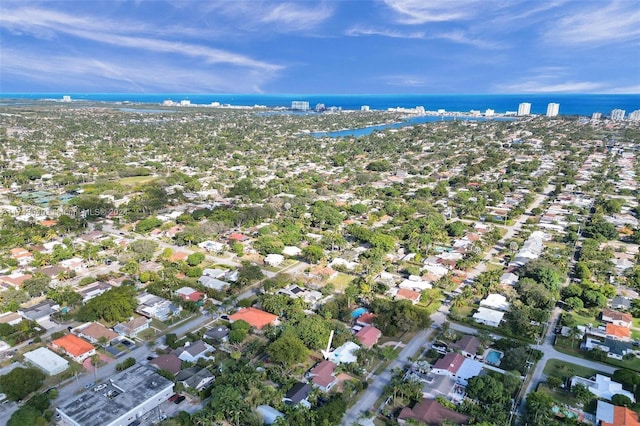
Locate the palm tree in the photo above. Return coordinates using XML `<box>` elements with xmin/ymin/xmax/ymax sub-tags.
<box><xmin>91</xmin><ymin>354</ymin><xmax>100</xmax><ymax>382</ymax></box>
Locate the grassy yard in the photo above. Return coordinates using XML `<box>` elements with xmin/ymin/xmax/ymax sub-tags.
<box><xmin>543</xmin><ymin>359</ymin><xmax>599</xmax><ymax>381</ymax></box>
<box><xmin>329</xmin><ymin>272</ymin><xmax>356</xmax><ymax>292</ymax></box>
<box><xmin>568</xmin><ymin>312</ymin><xmax>598</xmax><ymax>327</ymax></box>
<box><xmin>118</xmin><ymin>176</ymin><xmax>157</xmax><ymax>186</ymax></box>
<box><xmin>633</xmin><ymin>318</ymin><xmax>640</xmax><ymax>329</ymax></box>
<box><xmin>554</xmin><ymin>337</ymin><xmax>640</xmax><ymax>372</ymax></box>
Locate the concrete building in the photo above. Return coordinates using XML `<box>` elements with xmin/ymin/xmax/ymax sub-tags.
<box><xmin>629</xmin><ymin>110</ymin><xmax>640</xmax><ymax>121</ymax></box>
<box><xmin>517</xmin><ymin>102</ymin><xmax>531</xmax><ymax>116</ymax></box>
<box><xmin>24</xmin><ymin>347</ymin><xmax>69</xmax><ymax>376</ymax></box>
<box><xmin>546</xmin><ymin>103</ymin><xmax>560</xmax><ymax>117</ymax></box>
<box><xmin>472</xmin><ymin>307</ymin><xmax>505</xmax><ymax>327</ymax></box>
<box><xmin>291</xmin><ymin>101</ymin><xmax>309</xmax><ymax>111</ymax></box>
<box><xmin>611</xmin><ymin>109</ymin><xmax>626</xmax><ymax>121</ymax></box>
<box><xmin>56</xmin><ymin>364</ymin><xmax>174</xmax><ymax>426</ymax></box>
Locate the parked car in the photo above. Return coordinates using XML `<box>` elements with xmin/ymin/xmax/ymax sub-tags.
<box><xmin>168</xmin><ymin>394</ymin><xmax>179</xmax><ymax>402</ymax></box>
<box><xmin>174</xmin><ymin>396</ymin><xmax>186</xmax><ymax>404</ymax></box>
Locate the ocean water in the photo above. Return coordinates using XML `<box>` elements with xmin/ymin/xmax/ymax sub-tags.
<box><xmin>1</xmin><ymin>93</ymin><xmax>639</xmax><ymax>116</ymax></box>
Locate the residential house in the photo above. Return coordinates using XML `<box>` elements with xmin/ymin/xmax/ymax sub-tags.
<box><xmin>278</xmin><ymin>285</ymin><xmax>323</xmax><ymax>305</ymax></box>
<box><xmin>308</xmin><ymin>360</ymin><xmax>338</xmax><ymax>392</ymax></box>
<box><xmin>421</xmin><ymin>374</ymin><xmax>465</xmax><ymax>403</ymax></box>
<box><xmin>500</xmin><ymin>272</ymin><xmax>519</xmax><ymax>286</ymax></box>
<box><xmin>571</xmin><ymin>374</ymin><xmax>635</xmax><ymax>402</ymax></box>
<box><xmin>175</xmin><ymin>287</ymin><xmax>205</xmax><ymax>302</ymax></box>
<box><xmin>356</xmin><ymin>312</ymin><xmax>376</xmax><ymax>327</ymax></box>
<box><xmin>59</xmin><ymin>257</ymin><xmax>85</xmax><ymax>272</ymax></box>
<box><xmin>198</xmin><ymin>240</ymin><xmax>225</xmax><ymax>253</ymax></box>
<box><xmin>198</xmin><ymin>275</ymin><xmax>229</xmax><ymax>291</ymax></box>
<box><xmin>355</xmin><ymin>325</ymin><xmax>382</xmax><ymax>348</ymax></box>
<box><xmin>172</xmin><ymin>340</ymin><xmax>214</xmax><ymax>363</ymax></box>
<box><xmin>398</xmin><ymin>399</ymin><xmax>470</xmax><ymax>425</ymax></box>
<box><xmin>229</xmin><ymin>307</ymin><xmax>278</xmax><ymax>330</ymax></box>
<box><xmin>308</xmin><ymin>266</ymin><xmax>338</xmax><ymax>280</ymax></box>
<box><xmin>472</xmin><ymin>307</ymin><xmax>505</xmax><ymax>327</ymax></box>
<box><xmin>114</xmin><ymin>316</ymin><xmax>151</xmax><ymax>338</ymax></box>
<box><xmin>149</xmin><ymin>354</ymin><xmax>182</xmax><ymax>375</ymax></box>
<box><xmin>323</xmin><ymin>341</ymin><xmax>359</xmax><ymax>364</ymax></box>
<box><xmin>283</xmin><ymin>382</ymin><xmax>312</xmax><ymax>408</ymax></box>
<box><xmin>451</xmin><ymin>335</ymin><xmax>482</xmax><ymax>358</ymax></box>
<box><xmin>204</xmin><ymin>326</ymin><xmax>229</xmax><ymax>343</ymax></box>
<box><xmin>479</xmin><ymin>294</ymin><xmax>510</xmax><ymax>311</ymax></box>
<box><xmin>431</xmin><ymin>353</ymin><xmax>484</xmax><ymax>386</ymax></box>
<box><xmin>601</xmin><ymin>309</ymin><xmax>633</xmax><ymax>328</ymax></box>
<box><xmin>74</xmin><ymin>322</ymin><xmax>119</xmax><ymax>345</ymax></box>
<box><xmin>606</xmin><ymin>324</ymin><xmax>631</xmax><ymax>342</ymax></box>
<box><xmin>282</xmin><ymin>246</ymin><xmax>302</xmax><ymax>257</ymax></box>
<box><xmin>583</xmin><ymin>337</ymin><xmax>633</xmax><ymax>360</ymax></box>
<box><xmin>202</xmin><ymin>268</ymin><xmax>227</xmax><ymax>279</ymax></box>
<box><xmin>136</xmin><ymin>293</ymin><xmax>181</xmax><ymax>321</ymax></box>
<box><xmin>18</xmin><ymin>299</ymin><xmax>59</xmax><ymax>328</ymax></box>
<box><xmin>395</xmin><ymin>288</ymin><xmax>421</xmax><ymax>304</ymax></box>
<box><xmin>0</xmin><ymin>311</ymin><xmax>22</xmax><ymax>326</ymax></box>
<box><xmin>77</xmin><ymin>282</ymin><xmax>112</xmax><ymax>303</ymax></box>
<box><xmin>10</xmin><ymin>247</ymin><xmax>33</xmax><ymax>266</ymax></box>
<box><xmin>175</xmin><ymin>367</ymin><xmax>215</xmax><ymax>391</ymax></box>
<box><xmin>51</xmin><ymin>334</ymin><xmax>96</xmax><ymax>362</ymax></box>
<box><xmin>610</xmin><ymin>296</ymin><xmax>632</xmax><ymax>311</ymax></box>
<box><xmin>596</xmin><ymin>401</ymin><xmax>640</xmax><ymax>426</ymax></box>
<box><xmin>0</xmin><ymin>272</ymin><xmax>32</xmax><ymax>289</ymax></box>
<box><xmin>256</xmin><ymin>405</ymin><xmax>284</xmax><ymax>425</ymax></box>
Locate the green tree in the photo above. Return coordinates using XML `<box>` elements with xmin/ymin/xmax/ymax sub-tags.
<box><xmin>524</xmin><ymin>391</ymin><xmax>554</xmax><ymax>425</ymax></box>
<box><xmin>0</xmin><ymin>367</ymin><xmax>46</xmax><ymax>401</ymax></box>
<box><xmin>267</xmin><ymin>332</ymin><xmax>309</xmax><ymax>367</ymax></box>
<box><xmin>186</xmin><ymin>252</ymin><xmax>205</xmax><ymax>266</ymax></box>
<box><xmin>21</xmin><ymin>274</ymin><xmax>51</xmax><ymax>297</ymax></box>
<box><xmin>301</xmin><ymin>245</ymin><xmax>325</xmax><ymax>264</ymax></box>
<box><xmin>611</xmin><ymin>394</ymin><xmax>633</xmax><ymax>407</ymax></box>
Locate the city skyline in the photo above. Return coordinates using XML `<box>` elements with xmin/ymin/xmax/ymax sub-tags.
<box><xmin>1</xmin><ymin>0</ymin><xmax>639</xmax><ymax>94</ymax></box>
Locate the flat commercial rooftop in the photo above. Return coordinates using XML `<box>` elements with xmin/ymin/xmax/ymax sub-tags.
<box><xmin>58</xmin><ymin>364</ymin><xmax>173</xmax><ymax>426</ymax></box>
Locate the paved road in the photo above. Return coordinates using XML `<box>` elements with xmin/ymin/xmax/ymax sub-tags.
<box><xmin>54</xmin><ymin>313</ymin><xmax>212</xmax><ymax>405</ymax></box>
<box><xmin>341</xmin><ymin>329</ymin><xmax>432</xmax><ymax>426</ymax></box>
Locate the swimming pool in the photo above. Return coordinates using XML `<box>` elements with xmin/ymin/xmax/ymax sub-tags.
<box><xmin>351</xmin><ymin>307</ymin><xmax>367</xmax><ymax>318</ymax></box>
<box><xmin>485</xmin><ymin>349</ymin><xmax>503</xmax><ymax>365</ymax></box>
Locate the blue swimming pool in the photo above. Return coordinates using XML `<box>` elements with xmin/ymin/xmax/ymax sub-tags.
<box><xmin>485</xmin><ymin>349</ymin><xmax>503</xmax><ymax>365</ymax></box>
<box><xmin>351</xmin><ymin>307</ymin><xmax>367</xmax><ymax>318</ymax></box>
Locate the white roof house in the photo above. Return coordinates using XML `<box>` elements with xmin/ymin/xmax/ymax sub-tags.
<box><xmin>472</xmin><ymin>307</ymin><xmax>505</xmax><ymax>327</ymax></box>
<box><xmin>399</xmin><ymin>279</ymin><xmax>432</xmax><ymax>291</ymax></box>
<box><xmin>480</xmin><ymin>294</ymin><xmax>510</xmax><ymax>311</ymax></box>
<box><xmin>500</xmin><ymin>272</ymin><xmax>519</xmax><ymax>286</ymax></box>
<box><xmin>282</xmin><ymin>246</ymin><xmax>302</xmax><ymax>257</ymax></box>
<box><xmin>323</xmin><ymin>341</ymin><xmax>359</xmax><ymax>364</ymax></box>
<box><xmin>198</xmin><ymin>276</ymin><xmax>229</xmax><ymax>291</ymax></box>
<box><xmin>264</xmin><ymin>254</ymin><xmax>285</xmax><ymax>267</ymax></box>
<box><xmin>571</xmin><ymin>374</ymin><xmax>635</xmax><ymax>402</ymax></box>
<box><xmin>24</xmin><ymin>347</ymin><xmax>69</xmax><ymax>376</ymax></box>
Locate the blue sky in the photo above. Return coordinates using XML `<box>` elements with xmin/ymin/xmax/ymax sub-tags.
<box><xmin>1</xmin><ymin>0</ymin><xmax>639</xmax><ymax>94</ymax></box>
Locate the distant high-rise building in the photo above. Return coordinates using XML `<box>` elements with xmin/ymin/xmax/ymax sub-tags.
<box><xmin>484</xmin><ymin>109</ymin><xmax>495</xmax><ymax>117</ymax></box>
<box><xmin>291</xmin><ymin>101</ymin><xmax>309</xmax><ymax>111</ymax></box>
<box><xmin>592</xmin><ymin>112</ymin><xmax>602</xmax><ymax>120</ymax></box>
<box><xmin>315</xmin><ymin>103</ymin><xmax>325</xmax><ymax>112</ymax></box>
<box><xmin>517</xmin><ymin>103</ymin><xmax>531</xmax><ymax>116</ymax></box>
<box><xmin>546</xmin><ymin>103</ymin><xmax>559</xmax><ymax>117</ymax></box>
<box><xmin>611</xmin><ymin>109</ymin><xmax>626</xmax><ymax>121</ymax></box>
<box><xmin>361</xmin><ymin>105</ymin><xmax>370</xmax><ymax>111</ymax></box>
<box><xmin>628</xmin><ymin>110</ymin><xmax>640</xmax><ymax>122</ymax></box>
<box><xmin>62</xmin><ymin>95</ymin><xmax>71</xmax><ymax>102</ymax></box>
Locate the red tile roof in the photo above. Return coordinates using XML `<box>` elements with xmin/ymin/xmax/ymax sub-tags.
<box><xmin>433</xmin><ymin>352</ymin><xmax>466</xmax><ymax>374</ymax></box>
<box><xmin>399</xmin><ymin>399</ymin><xmax>470</xmax><ymax>425</ymax></box>
<box><xmin>52</xmin><ymin>334</ymin><xmax>94</xmax><ymax>357</ymax></box>
<box><xmin>602</xmin><ymin>406</ymin><xmax>640</xmax><ymax>426</ymax></box>
<box><xmin>396</xmin><ymin>288</ymin><xmax>421</xmax><ymax>301</ymax></box>
<box><xmin>355</xmin><ymin>325</ymin><xmax>382</xmax><ymax>348</ymax></box>
<box><xmin>310</xmin><ymin>361</ymin><xmax>336</xmax><ymax>388</ymax></box>
<box><xmin>606</xmin><ymin>324</ymin><xmax>631</xmax><ymax>339</ymax></box>
<box><xmin>229</xmin><ymin>307</ymin><xmax>278</xmax><ymax>329</ymax></box>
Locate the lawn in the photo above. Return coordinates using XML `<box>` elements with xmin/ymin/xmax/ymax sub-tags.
<box><xmin>118</xmin><ymin>176</ymin><xmax>157</xmax><ymax>186</ymax></box>
<box><xmin>543</xmin><ymin>359</ymin><xmax>599</xmax><ymax>381</ymax></box>
<box><xmin>633</xmin><ymin>318</ymin><xmax>640</xmax><ymax>329</ymax></box>
<box><xmin>567</xmin><ymin>312</ymin><xmax>598</xmax><ymax>327</ymax></box>
<box><xmin>329</xmin><ymin>272</ymin><xmax>356</xmax><ymax>292</ymax></box>
<box><xmin>554</xmin><ymin>337</ymin><xmax>640</xmax><ymax>372</ymax></box>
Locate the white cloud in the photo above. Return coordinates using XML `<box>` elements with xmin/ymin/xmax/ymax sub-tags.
<box><xmin>383</xmin><ymin>0</ymin><xmax>483</xmax><ymax>24</ymax></box>
<box><xmin>261</xmin><ymin>3</ymin><xmax>333</xmax><ymax>30</ymax></box>
<box><xmin>549</xmin><ymin>1</ymin><xmax>640</xmax><ymax>45</ymax></box>
<box><xmin>345</xmin><ymin>26</ymin><xmax>425</xmax><ymax>39</ymax></box>
<box><xmin>497</xmin><ymin>80</ymin><xmax>605</xmax><ymax>93</ymax></box>
<box><xmin>0</xmin><ymin>7</ymin><xmax>281</xmax><ymax>72</ymax></box>
<box><xmin>1</xmin><ymin>48</ymin><xmax>273</xmax><ymax>92</ymax></box>
<box><xmin>381</xmin><ymin>74</ymin><xmax>427</xmax><ymax>87</ymax></box>
<box><xmin>205</xmin><ymin>1</ymin><xmax>333</xmax><ymax>32</ymax></box>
